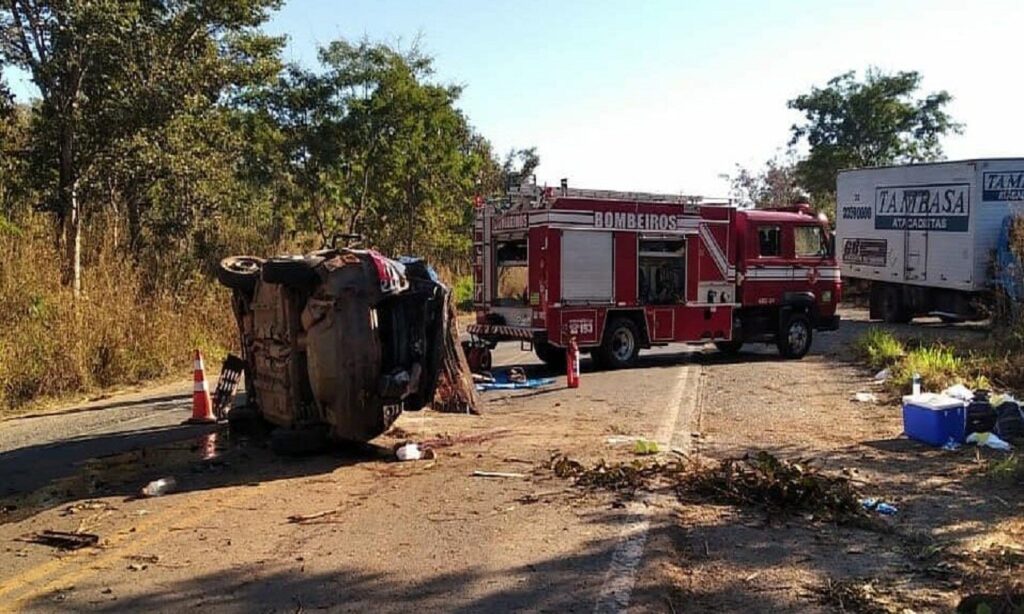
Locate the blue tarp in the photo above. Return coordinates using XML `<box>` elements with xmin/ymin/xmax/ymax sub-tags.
<box><xmin>475</xmin><ymin>371</ymin><xmax>557</xmax><ymax>392</ymax></box>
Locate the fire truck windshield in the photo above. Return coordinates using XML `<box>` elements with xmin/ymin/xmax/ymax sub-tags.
<box><xmin>494</xmin><ymin>238</ymin><xmax>528</xmax><ymax>306</ymax></box>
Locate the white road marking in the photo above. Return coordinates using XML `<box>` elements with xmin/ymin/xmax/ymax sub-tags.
<box><xmin>593</xmin><ymin>364</ymin><xmax>698</xmax><ymax>614</ymax></box>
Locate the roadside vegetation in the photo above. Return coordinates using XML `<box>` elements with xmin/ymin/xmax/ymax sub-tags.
<box><xmin>0</xmin><ymin>3</ymin><xmax>966</xmax><ymax>414</ymax></box>
<box><xmin>0</xmin><ymin>2</ymin><xmax>542</xmax><ymax>414</ymax></box>
<box><xmin>852</xmin><ymin>328</ymin><xmax>991</xmax><ymax>394</ymax></box>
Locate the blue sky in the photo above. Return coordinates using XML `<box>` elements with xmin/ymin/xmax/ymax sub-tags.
<box><xmin>7</xmin><ymin>0</ymin><xmax>1023</xmax><ymax>195</ymax></box>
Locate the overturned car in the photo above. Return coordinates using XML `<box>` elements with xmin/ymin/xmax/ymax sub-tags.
<box><xmin>216</xmin><ymin>245</ymin><xmax>475</xmax><ymax>452</ymax></box>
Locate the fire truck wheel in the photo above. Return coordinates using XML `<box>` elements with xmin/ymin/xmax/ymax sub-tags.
<box><xmin>777</xmin><ymin>313</ymin><xmax>812</xmax><ymax>359</ymax></box>
<box><xmin>534</xmin><ymin>341</ymin><xmax>566</xmax><ymax>369</ymax></box>
<box><xmin>597</xmin><ymin>318</ymin><xmax>641</xmax><ymax>369</ymax></box>
<box><xmin>465</xmin><ymin>346</ymin><xmax>492</xmax><ymax>373</ymax></box>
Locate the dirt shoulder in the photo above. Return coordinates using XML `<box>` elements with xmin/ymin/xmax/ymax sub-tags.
<box><xmin>643</xmin><ymin>307</ymin><xmax>1023</xmax><ymax>612</ymax></box>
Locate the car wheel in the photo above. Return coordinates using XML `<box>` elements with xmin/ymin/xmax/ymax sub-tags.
<box><xmin>534</xmin><ymin>341</ymin><xmax>567</xmax><ymax>369</ymax></box>
<box><xmin>217</xmin><ymin>256</ymin><xmax>264</xmax><ymax>294</ymax></box>
<box><xmin>596</xmin><ymin>318</ymin><xmax>641</xmax><ymax>369</ymax></box>
<box><xmin>261</xmin><ymin>255</ymin><xmax>322</xmax><ymax>288</ymax></box>
<box><xmin>777</xmin><ymin>313</ymin><xmax>812</xmax><ymax>359</ymax></box>
<box><xmin>714</xmin><ymin>340</ymin><xmax>743</xmax><ymax>355</ymax></box>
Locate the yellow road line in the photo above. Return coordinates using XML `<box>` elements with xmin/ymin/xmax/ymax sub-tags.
<box><xmin>2</xmin><ymin>486</ymin><xmax>260</xmax><ymax>609</ymax></box>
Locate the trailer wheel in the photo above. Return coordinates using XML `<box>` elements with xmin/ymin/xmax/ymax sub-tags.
<box><xmin>875</xmin><ymin>284</ymin><xmax>910</xmax><ymax>324</ymax></box>
<box><xmin>777</xmin><ymin>313</ymin><xmax>812</xmax><ymax>359</ymax></box>
<box><xmin>596</xmin><ymin>318</ymin><xmax>640</xmax><ymax>369</ymax></box>
<box><xmin>534</xmin><ymin>341</ymin><xmax>566</xmax><ymax>369</ymax></box>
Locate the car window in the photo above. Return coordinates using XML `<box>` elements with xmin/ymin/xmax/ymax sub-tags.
<box><xmin>758</xmin><ymin>226</ymin><xmax>781</xmax><ymax>257</ymax></box>
<box><xmin>795</xmin><ymin>226</ymin><xmax>827</xmax><ymax>257</ymax></box>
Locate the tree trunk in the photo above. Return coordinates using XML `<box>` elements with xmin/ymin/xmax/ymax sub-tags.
<box><xmin>65</xmin><ymin>180</ymin><xmax>82</xmax><ymax>296</ymax></box>
<box><xmin>432</xmin><ymin>289</ymin><xmax>479</xmax><ymax>414</ymax></box>
<box><xmin>57</xmin><ymin>118</ymin><xmax>81</xmax><ymax>295</ymax></box>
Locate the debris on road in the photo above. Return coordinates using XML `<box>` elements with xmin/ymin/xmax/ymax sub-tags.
<box><xmin>471</xmin><ymin>471</ymin><xmax>527</xmax><ymax>479</ymax></box>
<box><xmin>61</xmin><ymin>500</ymin><xmax>114</xmax><ymax>515</ymax></box>
<box><xmin>873</xmin><ymin>368</ymin><xmax>891</xmax><ymax>384</ymax></box>
<box><xmin>815</xmin><ymin>577</ymin><xmax>908</xmax><ymax>614</ymax></box>
<box><xmin>967</xmin><ymin>432</ymin><xmax>1012</xmax><ymax>451</ymax></box>
<box><xmin>677</xmin><ymin>452</ymin><xmax>868</xmax><ymax>523</ymax></box>
<box><xmin>860</xmin><ymin>498</ymin><xmax>899</xmax><ymax>515</ymax></box>
<box><xmin>140</xmin><ymin>477</ymin><xmax>177</xmax><ymax>497</ymax></box>
<box><xmin>853</xmin><ymin>392</ymin><xmax>879</xmax><ymax>403</ymax></box>
<box><xmin>633</xmin><ymin>438</ymin><xmax>660</xmax><ymax>455</ymax></box>
<box><xmin>287</xmin><ymin>509</ymin><xmax>344</xmax><ymax>524</ymax></box>
<box><xmin>395</xmin><ymin>443</ymin><xmax>435</xmax><ymax>461</ymax></box>
<box><xmin>28</xmin><ymin>530</ymin><xmax>99</xmax><ymax>550</ymax></box>
<box><xmin>548</xmin><ymin>454</ymin><xmax>681</xmax><ymax>493</ymax></box>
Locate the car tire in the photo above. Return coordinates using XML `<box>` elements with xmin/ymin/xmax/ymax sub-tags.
<box><xmin>777</xmin><ymin>313</ymin><xmax>812</xmax><ymax>359</ymax></box>
<box><xmin>270</xmin><ymin>426</ymin><xmax>330</xmax><ymax>456</ymax></box>
<box><xmin>596</xmin><ymin>317</ymin><xmax>641</xmax><ymax>369</ymax></box>
<box><xmin>261</xmin><ymin>256</ymin><xmax>322</xmax><ymax>288</ymax></box>
<box><xmin>714</xmin><ymin>340</ymin><xmax>743</xmax><ymax>355</ymax></box>
<box><xmin>534</xmin><ymin>341</ymin><xmax>566</xmax><ymax>369</ymax></box>
<box><xmin>217</xmin><ymin>256</ymin><xmax>264</xmax><ymax>294</ymax></box>
<box><xmin>226</xmin><ymin>403</ymin><xmax>266</xmax><ymax>434</ymax></box>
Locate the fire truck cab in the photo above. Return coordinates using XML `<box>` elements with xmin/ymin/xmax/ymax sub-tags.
<box><xmin>467</xmin><ymin>183</ymin><xmax>840</xmax><ymax>371</ymax></box>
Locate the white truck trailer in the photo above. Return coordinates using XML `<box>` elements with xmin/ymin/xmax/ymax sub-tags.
<box><xmin>836</xmin><ymin>158</ymin><xmax>1024</xmax><ymax>322</ymax></box>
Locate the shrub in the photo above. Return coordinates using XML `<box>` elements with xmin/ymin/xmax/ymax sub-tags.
<box><xmin>0</xmin><ymin>224</ymin><xmax>236</xmax><ymax>413</ymax></box>
<box><xmin>453</xmin><ymin>275</ymin><xmax>474</xmax><ymax>312</ymax></box>
<box><xmin>891</xmin><ymin>345</ymin><xmax>964</xmax><ymax>393</ymax></box>
<box><xmin>853</xmin><ymin>328</ymin><xmax>905</xmax><ymax>370</ymax></box>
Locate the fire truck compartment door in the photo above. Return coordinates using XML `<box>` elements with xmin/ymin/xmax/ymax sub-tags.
<box><xmin>561</xmin><ymin>230</ymin><xmax>613</xmax><ymax>303</ymax></box>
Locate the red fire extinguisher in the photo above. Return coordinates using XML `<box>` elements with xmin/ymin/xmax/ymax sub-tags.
<box><xmin>566</xmin><ymin>335</ymin><xmax>580</xmax><ymax>389</ymax></box>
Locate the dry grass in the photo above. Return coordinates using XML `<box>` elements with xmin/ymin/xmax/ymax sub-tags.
<box><xmin>0</xmin><ymin>225</ymin><xmax>236</xmax><ymax>414</ymax></box>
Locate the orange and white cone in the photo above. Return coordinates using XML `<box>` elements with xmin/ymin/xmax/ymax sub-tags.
<box><xmin>186</xmin><ymin>349</ymin><xmax>216</xmax><ymax>424</ymax></box>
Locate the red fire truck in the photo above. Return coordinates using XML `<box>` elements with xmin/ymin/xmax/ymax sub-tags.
<box><xmin>466</xmin><ymin>183</ymin><xmax>841</xmax><ymax>371</ymax></box>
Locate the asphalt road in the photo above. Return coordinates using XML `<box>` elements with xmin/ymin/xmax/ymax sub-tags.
<box><xmin>0</xmin><ymin>306</ymin><xmax>997</xmax><ymax>612</ymax></box>
<box><xmin>0</xmin><ymin>341</ymin><xmax>705</xmax><ymax>612</ymax></box>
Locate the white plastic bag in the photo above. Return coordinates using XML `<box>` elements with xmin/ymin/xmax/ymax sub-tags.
<box><xmin>966</xmin><ymin>432</ymin><xmax>1012</xmax><ymax>451</ymax></box>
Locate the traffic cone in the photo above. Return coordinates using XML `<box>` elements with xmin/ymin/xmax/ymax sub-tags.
<box><xmin>186</xmin><ymin>349</ymin><xmax>216</xmax><ymax>424</ymax></box>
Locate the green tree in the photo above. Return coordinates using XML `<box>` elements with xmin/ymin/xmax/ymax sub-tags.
<box><xmin>725</xmin><ymin>150</ymin><xmax>804</xmax><ymax>210</ymax></box>
<box><xmin>0</xmin><ymin>0</ymin><xmax>282</xmax><ymax>293</ymax></box>
<box><xmin>788</xmin><ymin>69</ymin><xmax>962</xmax><ymax>206</ymax></box>
<box><xmin>256</xmin><ymin>39</ymin><xmax>502</xmax><ymax>267</ymax></box>
<box><xmin>501</xmin><ymin>147</ymin><xmax>540</xmax><ymax>190</ymax></box>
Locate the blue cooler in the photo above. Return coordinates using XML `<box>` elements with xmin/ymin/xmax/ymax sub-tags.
<box><xmin>902</xmin><ymin>393</ymin><xmax>966</xmax><ymax>446</ymax></box>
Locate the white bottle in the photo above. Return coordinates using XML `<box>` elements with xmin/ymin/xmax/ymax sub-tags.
<box><xmin>912</xmin><ymin>372</ymin><xmax>921</xmax><ymax>396</ymax></box>
<box><xmin>140</xmin><ymin>477</ymin><xmax>177</xmax><ymax>497</ymax></box>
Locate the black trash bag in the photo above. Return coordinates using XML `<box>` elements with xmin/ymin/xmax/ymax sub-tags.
<box><xmin>994</xmin><ymin>400</ymin><xmax>1024</xmax><ymax>440</ymax></box>
<box><xmin>965</xmin><ymin>390</ymin><xmax>997</xmax><ymax>436</ymax></box>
